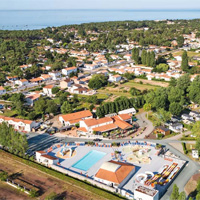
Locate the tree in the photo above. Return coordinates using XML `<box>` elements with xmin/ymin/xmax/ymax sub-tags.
<box><xmin>181</xmin><ymin>51</ymin><xmax>189</xmax><ymax>72</ymax></box>
<box><xmin>34</xmin><ymin>98</ymin><xmax>47</xmax><ymax>114</ymax></box>
<box><xmin>157</xmin><ymin>108</ymin><xmax>171</xmax><ymax>125</ymax></box>
<box><xmin>168</xmin><ymin>87</ymin><xmax>184</xmax><ymax>103</ymax></box>
<box><xmin>46</xmin><ymin>100</ymin><xmax>58</xmax><ymax>115</ymax></box>
<box><xmin>170</xmin><ymin>184</ymin><xmax>179</xmax><ymax>200</ymax></box>
<box><xmin>129</xmin><ymin>87</ymin><xmax>141</xmax><ymax>96</ymax></box>
<box><xmin>141</xmin><ymin>49</ymin><xmax>147</xmax><ymax>65</ymax></box>
<box><xmin>132</xmin><ymin>48</ymin><xmax>140</xmax><ymax>64</ymax></box>
<box><xmin>154</xmin><ymin>64</ymin><xmax>169</xmax><ymax>72</ymax></box>
<box><xmin>169</xmin><ymin>102</ymin><xmax>182</xmax><ymax>116</ymax></box>
<box><xmin>143</xmin><ymin>103</ymin><xmax>151</xmax><ymax>119</ymax></box>
<box><xmin>197</xmin><ymin>179</ymin><xmax>200</xmax><ymax>193</ymax></box>
<box><xmin>88</xmin><ymin>74</ymin><xmax>108</xmax><ymax>90</ymax></box>
<box><xmin>188</xmin><ymin>75</ymin><xmax>200</xmax><ymax>104</ymax></box>
<box><xmin>169</xmin><ymin>77</ymin><xmax>177</xmax><ymax>87</ymax></box>
<box><xmin>196</xmin><ymin>193</ymin><xmax>200</xmax><ymax>200</ymax></box>
<box><xmin>177</xmin><ymin>36</ymin><xmax>184</xmax><ymax>47</ymax></box>
<box><xmin>177</xmin><ymin>74</ymin><xmax>190</xmax><ymax>94</ymax></box>
<box><xmin>61</xmin><ymin>101</ymin><xmax>72</xmax><ymax>114</ymax></box>
<box><xmin>178</xmin><ymin>191</ymin><xmax>186</xmax><ymax>200</ymax></box>
<box><xmin>192</xmin><ymin>122</ymin><xmax>200</xmax><ymax>137</ymax></box>
<box><xmin>52</xmin><ymin>87</ymin><xmax>60</xmax><ymax>94</ymax></box>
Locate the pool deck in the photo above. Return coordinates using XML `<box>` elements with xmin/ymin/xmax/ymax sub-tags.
<box><xmin>48</xmin><ymin>143</ymin><xmax>186</xmax><ymax>197</ymax></box>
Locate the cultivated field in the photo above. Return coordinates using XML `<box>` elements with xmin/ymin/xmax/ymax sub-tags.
<box><xmin>0</xmin><ymin>151</ymin><xmax>121</xmax><ymax>200</ymax></box>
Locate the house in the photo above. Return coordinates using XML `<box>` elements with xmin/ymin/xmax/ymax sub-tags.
<box><xmin>43</xmin><ymin>85</ymin><xmax>55</xmax><ymax>97</ymax></box>
<box><xmin>62</xmin><ymin>67</ymin><xmax>77</xmax><ymax>76</ymax></box>
<box><xmin>108</xmin><ymin>74</ymin><xmax>122</xmax><ymax>82</ymax></box>
<box><xmin>68</xmin><ymin>84</ymin><xmax>89</xmax><ymax>94</ymax></box>
<box><xmin>48</xmin><ymin>71</ymin><xmax>62</xmax><ymax>80</ymax></box>
<box><xmin>29</xmin><ymin>77</ymin><xmax>43</xmax><ymax>84</ymax></box>
<box><xmin>40</xmin><ymin>74</ymin><xmax>52</xmax><ymax>81</ymax></box>
<box><xmin>25</xmin><ymin>93</ymin><xmax>40</xmax><ymax>106</ymax></box>
<box><xmin>94</xmin><ymin>160</ymin><xmax>135</xmax><ymax>188</ymax></box>
<box><xmin>59</xmin><ymin>110</ymin><xmax>93</xmax><ymax>126</ymax></box>
<box><xmin>0</xmin><ymin>116</ymin><xmax>36</xmax><ymax>132</ymax></box>
<box><xmin>169</xmin><ymin>123</ymin><xmax>183</xmax><ymax>133</ymax></box>
<box><xmin>84</xmin><ymin>64</ymin><xmax>98</xmax><ymax>70</ymax></box>
<box><xmin>123</xmin><ymin>54</ymin><xmax>132</xmax><ymax>61</ymax></box>
<box><xmin>192</xmin><ymin>150</ymin><xmax>199</xmax><ymax>159</ymax></box>
<box><xmin>36</xmin><ymin>152</ymin><xmax>59</xmax><ymax>166</ymax></box>
<box><xmin>189</xmin><ymin>111</ymin><xmax>200</xmax><ymax>118</ymax></box>
<box><xmin>181</xmin><ymin>114</ymin><xmax>193</xmax><ymax>120</ymax></box>
<box><xmin>15</xmin><ymin>79</ymin><xmax>29</xmax><ymax>86</ymax></box>
<box><xmin>0</xmin><ymin>86</ymin><xmax>6</xmax><ymax>95</ymax></box>
<box><xmin>60</xmin><ymin>78</ymin><xmax>74</xmax><ymax>89</ymax></box>
<box><xmin>154</xmin><ymin>126</ymin><xmax>170</xmax><ymax>136</ymax></box>
<box><xmin>134</xmin><ymin>185</ymin><xmax>159</xmax><ymax>200</ymax></box>
<box><xmin>6</xmin><ymin>76</ymin><xmax>18</xmax><ymax>81</ymax></box>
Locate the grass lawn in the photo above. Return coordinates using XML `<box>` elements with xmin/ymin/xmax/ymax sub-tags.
<box><xmin>123</xmin><ymin>81</ymin><xmax>160</xmax><ymax>91</ymax></box>
<box><xmin>173</xmin><ymin>50</ymin><xmax>200</xmax><ymax>58</ymax></box>
<box><xmin>97</xmin><ymin>89</ymin><xmax>132</xmax><ymax>97</ymax></box>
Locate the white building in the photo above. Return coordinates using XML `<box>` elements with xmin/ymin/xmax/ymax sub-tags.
<box><xmin>43</xmin><ymin>85</ymin><xmax>55</xmax><ymax>97</ymax></box>
<box><xmin>0</xmin><ymin>116</ymin><xmax>36</xmax><ymax>132</ymax></box>
<box><xmin>118</xmin><ymin>108</ymin><xmax>136</xmax><ymax>115</ymax></box>
<box><xmin>134</xmin><ymin>185</ymin><xmax>159</xmax><ymax>200</ymax></box>
<box><xmin>15</xmin><ymin>79</ymin><xmax>29</xmax><ymax>86</ymax></box>
<box><xmin>108</xmin><ymin>74</ymin><xmax>122</xmax><ymax>82</ymax></box>
<box><xmin>48</xmin><ymin>71</ymin><xmax>62</xmax><ymax>80</ymax></box>
<box><xmin>36</xmin><ymin>151</ymin><xmax>59</xmax><ymax>166</ymax></box>
<box><xmin>62</xmin><ymin>67</ymin><xmax>77</xmax><ymax>76</ymax></box>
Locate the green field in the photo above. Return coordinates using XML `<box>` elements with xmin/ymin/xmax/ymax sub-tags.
<box><xmin>123</xmin><ymin>81</ymin><xmax>160</xmax><ymax>90</ymax></box>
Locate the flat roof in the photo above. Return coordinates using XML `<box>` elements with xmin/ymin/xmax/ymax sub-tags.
<box><xmin>135</xmin><ymin>185</ymin><xmax>158</xmax><ymax>197</ymax></box>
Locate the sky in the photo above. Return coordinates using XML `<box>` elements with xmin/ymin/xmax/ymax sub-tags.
<box><xmin>1</xmin><ymin>0</ymin><xmax>200</xmax><ymax>10</ymax></box>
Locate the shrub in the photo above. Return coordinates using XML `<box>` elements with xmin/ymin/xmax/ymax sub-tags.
<box><xmin>0</xmin><ymin>171</ymin><xmax>8</xmax><ymax>181</ymax></box>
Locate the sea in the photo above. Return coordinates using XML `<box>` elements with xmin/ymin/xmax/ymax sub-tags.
<box><xmin>0</xmin><ymin>9</ymin><xmax>200</xmax><ymax>30</ymax></box>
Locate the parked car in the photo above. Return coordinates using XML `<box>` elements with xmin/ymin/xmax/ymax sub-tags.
<box><xmin>93</xmin><ymin>138</ymin><xmax>102</xmax><ymax>142</ymax></box>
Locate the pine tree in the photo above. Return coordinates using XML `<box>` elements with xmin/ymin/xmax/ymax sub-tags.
<box><xmin>181</xmin><ymin>51</ymin><xmax>189</xmax><ymax>71</ymax></box>
<box><xmin>141</xmin><ymin>49</ymin><xmax>147</xmax><ymax>65</ymax></box>
<box><xmin>170</xmin><ymin>184</ymin><xmax>179</xmax><ymax>200</ymax></box>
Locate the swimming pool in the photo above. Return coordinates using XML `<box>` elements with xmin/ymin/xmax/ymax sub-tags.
<box><xmin>72</xmin><ymin>150</ymin><xmax>106</xmax><ymax>171</ymax></box>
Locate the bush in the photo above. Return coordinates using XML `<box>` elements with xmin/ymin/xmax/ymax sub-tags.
<box><xmin>182</xmin><ymin>142</ymin><xmax>188</xmax><ymax>154</ymax></box>
<box><xmin>29</xmin><ymin>189</ymin><xmax>39</xmax><ymax>198</ymax></box>
<box><xmin>0</xmin><ymin>171</ymin><xmax>8</xmax><ymax>181</ymax></box>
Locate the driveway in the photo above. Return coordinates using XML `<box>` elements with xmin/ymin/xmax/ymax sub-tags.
<box><xmin>135</xmin><ymin>112</ymin><xmax>154</xmax><ymax>139</ymax></box>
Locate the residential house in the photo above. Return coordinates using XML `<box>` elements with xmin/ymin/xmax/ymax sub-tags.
<box><xmin>0</xmin><ymin>86</ymin><xmax>6</xmax><ymax>95</ymax></box>
<box><xmin>0</xmin><ymin>116</ymin><xmax>36</xmax><ymax>132</ymax></box>
<box><xmin>123</xmin><ymin>54</ymin><xmax>132</xmax><ymax>61</ymax></box>
<box><xmin>15</xmin><ymin>79</ymin><xmax>29</xmax><ymax>86</ymax></box>
<box><xmin>59</xmin><ymin>110</ymin><xmax>93</xmax><ymax>126</ymax></box>
<box><xmin>60</xmin><ymin>78</ymin><xmax>74</xmax><ymax>89</ymax></box>
<box><xmin>43</xmin><ymin>85</ymin><xmax>55</xmax><ymax>97</ymax></box>
<box><xmin>169</xmin><ymin>123</ymin><xmax>183</xmax><ymax>133</ymax></box>
<box><xmin>108</xmin><ymin>74</ymin><xmax>122</xmax><ymax>82</ymax></box>
<box><xmin>154</xmin><ymin>126</ymin><xmax>170</xmax><ymax>136</ymax></box>
<box><xmin>25</xmin><ymin>93</ymin><xmax>40</xmax><ymax>106</ymax></box>
<box><xmin>62</xmin><ymin>67</ymin><xmax>77</xmax><ymax>76</ymax></box>
<box><xmin>48</xmin><ymin>71</ymin><xmax>62</xmax><ymax>80</ymax></box>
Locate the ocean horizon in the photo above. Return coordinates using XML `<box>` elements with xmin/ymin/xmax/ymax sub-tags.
<box><xmin>0</xmin><ymin>9</ymin><xmax>200</xmax><ymax>30</ymax></box>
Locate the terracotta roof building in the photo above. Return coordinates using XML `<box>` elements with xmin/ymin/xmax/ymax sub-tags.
<box><xmin>59</xmin><ymin>110</ymin><xmax>93</xmax><ymax>126</ymax></box>
<box><xmin>94</xmin><ymin>160</ymin><xmax>135</xmax><ymax>188</ymax></box>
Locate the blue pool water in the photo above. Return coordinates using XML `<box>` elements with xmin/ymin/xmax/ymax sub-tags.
<box><xmin>72</xmin><ymin>150</ymin><xmax>106</xmax><ymax>171</ymax></box>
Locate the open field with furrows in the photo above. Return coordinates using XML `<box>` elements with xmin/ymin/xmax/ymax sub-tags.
<box><xmin>0</xmin><ymin>151</ymin><xmax>123</xmax><ymax>200</ymax></box>
<box><xmin>97</xmin><ymin>79</ymin><xmax>161</xmax><ymax>100</ymax></box>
